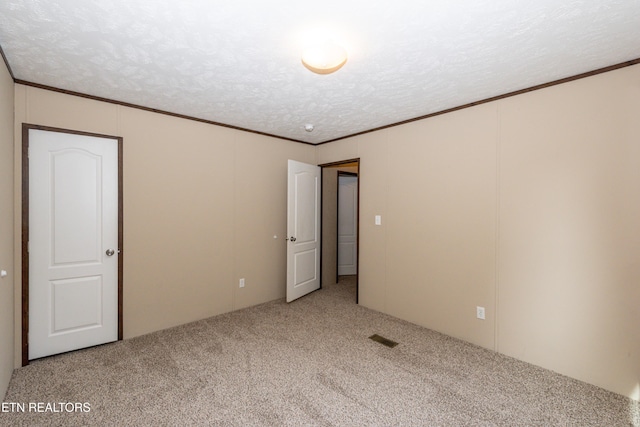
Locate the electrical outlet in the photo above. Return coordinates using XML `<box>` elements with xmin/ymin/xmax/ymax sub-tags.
<box><xmin>476</xmin><ymin>306</ymin><xmax>485</xmax><ymax>320</ymax></box>
<box><xmin>239</xmin><ymin>278</ymin><xmax>245</xmax><ymax>288</ymax></box>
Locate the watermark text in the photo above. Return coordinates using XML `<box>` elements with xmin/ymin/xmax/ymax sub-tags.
<box><xmin>1</xmin><ymin>402</ymin><xmax>91</xmax><ymax>413</ymax></box>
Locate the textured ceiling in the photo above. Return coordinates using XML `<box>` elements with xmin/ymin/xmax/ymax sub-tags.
<box><xmin>1</xmin><ymin>1</ymin><xmax>639</xmax><ymax>144</ymax></box>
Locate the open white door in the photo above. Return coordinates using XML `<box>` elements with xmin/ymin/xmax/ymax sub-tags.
<box><xmin>28</xmin><ymin>128</ymin><xmax>119</xmax><ymax>360</ymax></box>
<box><xmin>287</xmin><ymin>160</ymin><xmax>321</xmax><ymax>302</ymax></box>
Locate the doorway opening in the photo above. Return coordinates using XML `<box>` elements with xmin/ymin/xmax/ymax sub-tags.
<box><xmin>320</xmin><ymin>159</ymin><xmax>360</xmax><ymax>303</ymax></box>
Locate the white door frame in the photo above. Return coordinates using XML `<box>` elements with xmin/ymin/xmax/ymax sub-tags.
<box><xmin>21</xmin><ymin>123</ymin><xmax>123</xmax><ymax>366</ymax></box>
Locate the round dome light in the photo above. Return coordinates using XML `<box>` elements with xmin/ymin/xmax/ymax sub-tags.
<box><xmin>301</xmin><ymin>40</ymin><xmax>348</xmax><ymax>75</ymax></box>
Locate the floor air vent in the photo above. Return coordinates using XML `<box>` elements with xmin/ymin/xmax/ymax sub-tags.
<box><xmin>369</xmin><ymin>334</ymin><xmax>398</xmax><ymax>348</ymax></box>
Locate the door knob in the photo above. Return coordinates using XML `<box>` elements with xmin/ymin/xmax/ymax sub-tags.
<box><xmin>289</xmin><ymin>237</ymin><xmax>297</xmax><ymax>242</ymax></box>
<box><xmin>105</xmin><ymin>249</ymin><xmax>115</xmax><ymax>256</ymax></box>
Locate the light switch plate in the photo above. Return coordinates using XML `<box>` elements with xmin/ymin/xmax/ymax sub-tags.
<box><xmin>375</xmin><ymin>215</ymin><xmax>382</xmax><ymax>225</ymax></box>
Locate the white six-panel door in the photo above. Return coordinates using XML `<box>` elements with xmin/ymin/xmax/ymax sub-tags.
<box><xmin>338</xmin><ymin>175</ymin><xmax>358</xmax><ymax>276</ymax></box>
<box><xmin>286</xmin><ymin>160</ymin><xmax>321</xmax><ymax>302</ymax></box>
<box><xmin>29</xmin><ymin>129</ymin><xmax>119</xmax><ymax>360</ymax></box>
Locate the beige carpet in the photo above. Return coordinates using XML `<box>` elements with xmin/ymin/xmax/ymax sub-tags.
<box><xmin>2</xmin><ymin>276</ymin><xmax>638</xmax><ymax>426</ymax></box>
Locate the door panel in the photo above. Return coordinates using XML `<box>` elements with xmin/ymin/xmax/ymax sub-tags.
<box><xmin>294</xmin><ymin>250</ymin><xmax>317</xmax><ymax>284</ymax></box>
<box><xmin>287</xmin><ymin>160</ymin><xmax>321</xmax><ymax>302</ymax></box>
<box><xmin>29</xmin><ymin>129</ymin><xmax>119</xmax><ymax>360</ymax></box>
<box><xmin>338</xmin><ymin>175</ymin><xmax>358</xmax><ymax>275</ymax></box>
<box><xmin>51</xmin><ymin>276</ymin><xmax>102</xmax><ymax>334</ymax></box>
<box><xmin>51</xmin><ymin>149</ymin><xmax>101</xmax><ymax>265</ymax></box>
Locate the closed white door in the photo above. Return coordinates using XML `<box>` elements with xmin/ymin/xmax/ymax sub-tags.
<box><xmin>338</xmin><ymin>175</ymin><xmax>358</xmax><ymax>275</ymax></box>
<box><xmin>29</xmin><ymin>129</ymin><xmax>119</xmax><ymax>360</ymax></box>
<box><xmin>287</xmin><ymin>160</ymin><xmax>321</xmax><ymax>302</ymax></box>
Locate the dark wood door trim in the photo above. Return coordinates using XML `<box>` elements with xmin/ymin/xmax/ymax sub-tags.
<box><xmin>21</xmin><ymin>123</ymin><xmax>124</xmax><ymax>366</ymax></box>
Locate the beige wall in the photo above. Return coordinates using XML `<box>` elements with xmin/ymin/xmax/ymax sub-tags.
<box><xmin>497</xmin><ymin>66</ymin><xmax>640</xmax><ymax>400</ymax></box>
<box><xmin>13</xmin><ymin>85</ymin><xmax>315</xmax><ymax>363</ymax></box>
<box><xmin>317</xmin><ymin>64</ymin><xmax>640</xmax><ymax>400</ymax></box>
<box><xmin>0</xmin><ymin>60</ymin><xmax>14</xmax><ymax>398</ymax></box>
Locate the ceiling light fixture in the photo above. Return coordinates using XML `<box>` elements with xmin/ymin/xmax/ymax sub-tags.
<box><xmin>301</xmin><ymin>40</ymin><xmax>348</xmax><ymax>75</ymax></box>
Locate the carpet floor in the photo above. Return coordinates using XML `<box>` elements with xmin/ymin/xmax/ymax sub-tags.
<box><xmin>2</xmin><ymin>276</ymin><xmax>638</xmax><ymax>426</ymax></box>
